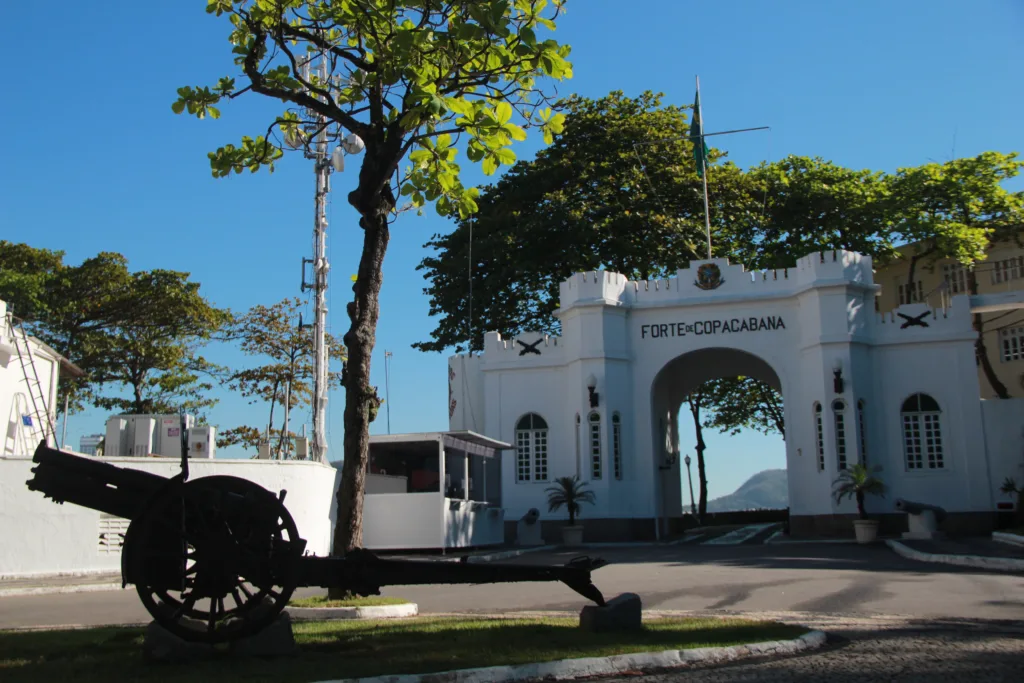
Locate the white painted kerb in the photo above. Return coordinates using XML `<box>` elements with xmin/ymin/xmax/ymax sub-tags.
<box><xmin>289</xmin><ymin>603</ymin><xmax>418</xmax><ymax>621</ymax></box>
<box><xmin>313</xmin><ymin>630</ymin><xmax>827</xmax><ymax>683</ymax></box>
<box><xmin>992</xmin><ymin>531</ymin><xmax>1024</xmax><ymax>548</ymax></box>
<box><xmin>886</xmin><ymin>539</ymin><xmax>1024</xmax><ymax>572</ymax></box>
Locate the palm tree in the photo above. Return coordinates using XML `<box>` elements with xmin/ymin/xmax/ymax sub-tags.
<box><xmin>833</xmin><ymin>463</ymin><xmax>887</xmax><ymax>520</ymax></box>
<box><xmin>545</xmin><ymin>476</ymin><xmax>596</xmax><ymax>526</ymax></box>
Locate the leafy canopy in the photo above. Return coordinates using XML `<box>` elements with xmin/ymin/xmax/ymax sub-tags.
<box><xmin>174</xmin><ymin>0</ymin><xmax>572</xmax><ymax>220</ymax></box>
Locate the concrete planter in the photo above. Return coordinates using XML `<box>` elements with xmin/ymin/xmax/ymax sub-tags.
<box><xmin>853</xmin><ymin>519</ymin><xmax>879</xmax><ymax>544</ymax></box>
<box><xmin>561</xmin><ymin>525</ymin><xmax>584</xmax><ymax>546</ymax></box>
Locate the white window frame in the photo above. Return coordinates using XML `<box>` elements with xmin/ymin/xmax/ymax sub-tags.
<box><xmin>857</xmin><ymin>399</ymin><xmax>867</xmax><ymax>465</ymax></box>
<box><xmin>901</xmin><ymin>394</ymin><xmax>945</xmax><ymax>471</ymax></box>
<box><xmin>814</xmin><ymin>402</ymin><xmax>824</xmax><ymax>471</ymax></box>
<box><xmin>1000</xmin><ymin>327</ymin><xmax>1024</xmax><ymax>363</ymax></box>
<box><xmin>832</xmin><ymin>399</ymin><xmax>847</xmax><ymax>471</ymax></box>
<box><xmin>589</xmin><ymin>411</ymin><xmax>602</xmax><ymax>479</ymax></box>
<box><xmin>898</xmin><ymin>280</ymin><xmax>923</xmax><ymax>305</ymax></box>
<box><xmin>515</xmin><ymin>413</ymin><xmax>549</xmax><ymax>483</ymax></box>
<box><xmin>991</xmin><ymin>256</ymin><xmax>1024</xmax><ymax>285</ymax></box>
<box><xmin>612</xmin><ymin>412</ymin><xmax>623</xmax><ymax>480</ymax></box>
<box><xmin>942</xmin><ymin>263</ymin><xmax>968</xmax><ymax>294</ymax></box>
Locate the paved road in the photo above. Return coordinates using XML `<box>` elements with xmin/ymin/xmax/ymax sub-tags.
<box><xmin>1</xmin><ymin>543</ymin><xmax>1022</xmax><ymax>630</ymax></box>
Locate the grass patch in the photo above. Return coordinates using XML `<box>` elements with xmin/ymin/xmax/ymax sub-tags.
<box><xmin>0</xmin><ymin>617</ymin><xmax>807</xmax><ymax>683</ymax></box>
<box><xmin>289</xmin><ymin>595</ymin><xmax>409</xmax><ymax>608</ymax></box>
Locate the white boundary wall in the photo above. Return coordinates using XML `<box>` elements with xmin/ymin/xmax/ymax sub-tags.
<box><xmin>0</xmin><ymin>456</ymin><xmax>340</xmax><ymax>578</ymax></box>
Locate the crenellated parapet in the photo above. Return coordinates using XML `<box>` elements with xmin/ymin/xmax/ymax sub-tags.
<box><xmin>869</xmin><ymin>296</ymin><xmax>975</xmax><ymax>342</ymax></box>
<box><xmin>557</xmin><ymin>250</ymin><xmax>877</xmax><ymax>312</ymax></box>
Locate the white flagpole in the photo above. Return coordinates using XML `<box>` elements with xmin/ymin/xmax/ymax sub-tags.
<box><xmin>697</xmin><ymin>75</ymin><xmax>712</xmax><ymax>260</ymax></box>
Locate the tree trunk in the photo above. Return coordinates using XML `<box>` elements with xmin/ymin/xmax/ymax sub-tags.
<box><xmin>266</xmin><ymin>378</ymin><xmax>280</xmax><ymax>455</ymax></box>
<box><xmin>688</xmin><ymin>396</ymin><xmax>708</xmax><ymax>519</ymax></box>
<box><xmin>330</xmin><ymin>202</ymin><xmax>391</xmax><ymax>581</ymax></box>
<box><xmin>967</xmin><ymin>269</ymin><xmax>1010</xmax><ymax>398</ymax></box>
<box><xmin>905</xmin><ymin>254</ymin><xmax>920</xmax><ymax>301</ymax></box>
<box><xmin>856</xmin><ymin>490</ymin><xmax>866</xmax><ymax>520</ymax></box>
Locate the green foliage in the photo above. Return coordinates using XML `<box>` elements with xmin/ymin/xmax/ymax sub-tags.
<box><xmin>173</xmin><ymin>0</ymin><xmax>573</xmax><ymax>219</ymax></box>
<box><xmin>545</xmin><ymin>474</ymin><xmax>595</xmax><ymax>526</ymax></box>
<box><xmin>833</xmin><ymin>463</ymin><xmax>886</xmax><ymax>520</ymax></box>
<box><xmin>889</xmin><ymin>151</ymin><xmax>1024</xmax><ymax>272</ymax></box>
<box><xmin>222</xmin><ymin>297</ymin><xmax>346</xmax><ymax>456</ymax></box>
<box><xmin>700</xmin><ymin>377</ymin><xmax>784</xmax><ymax>438</ymax></box>
<box><xmin>0</xmin><ymin>242</ymin><xmax>229</xmax><ymax>417</ymax></box>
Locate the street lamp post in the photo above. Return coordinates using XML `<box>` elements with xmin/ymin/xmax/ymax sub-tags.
<box><xmin>684</xmin><ymin>454</ymin><xmax>696</xmax><ymax>515</ymax></box>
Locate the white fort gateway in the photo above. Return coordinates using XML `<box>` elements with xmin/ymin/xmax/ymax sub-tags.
<box><xmin>449</xmin><ymin>250</ymin><xmax>1024</xmax><ymax>541</ymax></box>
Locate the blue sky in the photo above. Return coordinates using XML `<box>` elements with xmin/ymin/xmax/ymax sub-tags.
<box><xmin>2</xmin><ymin>1</ymin><xmax>1022</xmax><ymax>501</ymax></box>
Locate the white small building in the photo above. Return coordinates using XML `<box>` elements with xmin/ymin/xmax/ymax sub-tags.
<box><xmin>448</xmin><ymin>251</ymin><xmax>1024</xmax><ymax>541</ymax></box>
<box><xmin>1</xmin><ymin>300</ymin><xmax>83</xmax><ymax>455</ymax></box>
<box><xmin>341</xmin><ymin>431</ymin><xmax>509</xmax><ymax>551</ymax></box>
<box><xmin>78</xmin><ymin>434</ymin><xmax>103</xmax><ymax>456</ymax></box>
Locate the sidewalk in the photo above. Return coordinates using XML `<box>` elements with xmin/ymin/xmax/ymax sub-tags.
<box><xmin>886</xmin><ymin>536</ymin><xmax>1024</xmax><ymax>572</ymax></box>
<box><xmin>0</xmin><ymin>572</ymin><xmax>125</xmax><ymax>598</ymax></box>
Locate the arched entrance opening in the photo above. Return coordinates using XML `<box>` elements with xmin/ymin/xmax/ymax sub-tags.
<box><xmin>650</xmin><ymin>347</ymin><xmax>786</xmax><ymax>538</ymax></box>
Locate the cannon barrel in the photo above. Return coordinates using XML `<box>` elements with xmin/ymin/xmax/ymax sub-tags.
<box><xmin>26</xmin><ymin>440</ymin><xmax>173</xmax><ymax>520</ymax></box>
<box><xmin>895</xmin><ymin>498</ymin><xmax>947</xmax><ymax>523</ymax></box>
<box><xmin>297</xmin><ymin>550</ymin><xmax>607</xmax><ymax>606</ymax></box>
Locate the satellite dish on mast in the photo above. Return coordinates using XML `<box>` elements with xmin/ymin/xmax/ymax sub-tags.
<box><xmin>342</xmin><ymin>133</ymin><xmax>365</xmax><ymax>155</ymax></box>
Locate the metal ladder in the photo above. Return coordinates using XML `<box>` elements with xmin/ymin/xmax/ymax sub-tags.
<box><xmin>6</xmin><ymin>314</ymin><xmax>55</xmax><ymax>448</ymax></box>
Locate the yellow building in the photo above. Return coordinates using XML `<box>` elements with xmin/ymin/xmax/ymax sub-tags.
<box><xmin>873</xmin><ymin>233</ymin><xmax>1024</xmax><ymax>399</ymax></box>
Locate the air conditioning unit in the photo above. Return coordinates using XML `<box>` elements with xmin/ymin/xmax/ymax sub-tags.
<box><xmin>132</xmin><ymin>417</ymin><xmax>156</xmax><ymax>457</ymax></box>
<box><xmin>187</xmin><ymin>426</ymin><xmax>216</xmax><ymax>459</ymax></box>
<box><xmin>257</xmin><ymin>442</ymin><xmax>272</xmax><ymax>460</ymax></box>
<box><xmin>294</xmin><ymin>437</ymin><xmax>309</xmax><ymax>460</ymax></box>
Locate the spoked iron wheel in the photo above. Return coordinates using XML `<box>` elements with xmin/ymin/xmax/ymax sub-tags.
<box><xmin>126</xmin><ymin>475</ymin><xmax>302</xmax><ymax>644</ymax></box>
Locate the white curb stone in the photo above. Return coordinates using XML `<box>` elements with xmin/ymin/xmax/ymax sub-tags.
<box><xmin>0</xmin><ymin>582</ymin><xmax>126</xmax><ymax>598</ymax></box>
<box><xmin>992</xmin><ymin>531</ymin><xmax>1024</xmax><ymax>548</ymax></box>
<box><xmin>312</xmin><ymin>629</ymin><xmax>826</xmax><ymax>683</ymax></box>
<box><xmin>886</xmin><ymin>539</ymin><xmax>1024</xmax><ymax>572</ymax></box>
<box><xmin>289</xmin><ymin>603</ymin><xmax>419</xmax><ymax>621</ymax></box>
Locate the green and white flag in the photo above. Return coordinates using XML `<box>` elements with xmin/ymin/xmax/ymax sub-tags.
<box><xmin>690</xmin><ymin>88</ymin><xmax>710</xmax><ymax>178</ymax></box>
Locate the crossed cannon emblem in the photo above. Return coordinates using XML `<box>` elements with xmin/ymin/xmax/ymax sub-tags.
<box><xmin>517</xmin><ymin>338</ymin><xmax>543</xmax><ymax>356</ymax></box>
<box><xmin>897</xmin><ymin>312</ymin><xmax>930</xmax><ymax>329</ymax></box>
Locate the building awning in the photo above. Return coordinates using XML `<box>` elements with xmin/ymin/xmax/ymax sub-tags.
<box><xmin>31</xmin><ymin>337</ymin><xmax>85</xmax><ymax>379</ymax></box>
<box><xmin>368</xmin><ymin>430</ymin><xmax>513</xmax><ymax>457</ymax></box>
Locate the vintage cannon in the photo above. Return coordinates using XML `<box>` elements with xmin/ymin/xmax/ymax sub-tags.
<box><xmin>25</xmin><ymin>441</ymin><xmax>607</xmax><ymax>644</ymax></box>
<box><xmin>895</xmin><ymin>498</ymin><xmax>947</xmax><ymax>539</ymax></box>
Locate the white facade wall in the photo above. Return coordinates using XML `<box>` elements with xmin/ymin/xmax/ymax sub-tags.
<box><xmin>1</xmin><ymin>301</ymin><xmax>61</xmax><ymax>455</ymax></box>
<box><xmin>981</xmin><ymin>398</ymin><xmax>1024</xmax><ymax>504</ymax></box>
<box><xmin>451</xmin><ymin>251</ymin><xmax>1018</xmax><ymax>531</ymax></box>
<box><xmin>0</xmin><ymin>456</ymin><xmax>340</xmax><ymax>578</ymax></box>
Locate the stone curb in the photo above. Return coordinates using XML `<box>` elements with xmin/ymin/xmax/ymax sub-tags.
<box><xmin>311</xmin><ymin>630</ymin><xmax>828</xmax><ymax>683</ymax></box>
<box><xmin>992</xmin><ymin>531</ymin><xmax>1024</xmax><ymax>548</ymax></box>
<box><xmin>0</xmin><ymin>582</ymin><xmax>126</xmax><ymax>598</ymax></box>
<box><xmin>885</xmin><ymin>539</ymin><xmax>1024</xmax><ymax>572</ymax></box>
<box><xmin>290</xmin><ymin>603</ymin><xmax>418</xmax><ymax>621</ymax></box>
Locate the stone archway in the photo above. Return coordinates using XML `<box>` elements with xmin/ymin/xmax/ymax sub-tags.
<box><xmin>650</xmin><ymin>347</ymin><xmax>786</xmax><ymax>536</ymax></box>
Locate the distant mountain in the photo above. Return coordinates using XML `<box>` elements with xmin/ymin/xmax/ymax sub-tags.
<box><xmin>706</xmin><ymin>469</ymin><xmax>788</xmax><ymax>512</ymax></box>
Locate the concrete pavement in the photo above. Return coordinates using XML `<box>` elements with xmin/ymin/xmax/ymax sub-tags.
<box><xmin>1</xmin><ymin>542</ymin><xmax>1022</xmax><ymax>631</ymax></box>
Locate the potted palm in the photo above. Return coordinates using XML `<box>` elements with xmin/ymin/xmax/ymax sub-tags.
<box><xmin>545</xmin><ymin>475</ymin><xmax>595</xmax><ymax>546</ymax></box>
<box><xmin>833</xmin><ymin>463</ymin><xmax>887</xmax><ymax>543</ymax></box>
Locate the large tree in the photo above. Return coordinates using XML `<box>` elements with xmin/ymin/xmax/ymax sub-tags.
<box><xmin>221</xmin><ymin>297</ymin><xmax>346</xmax><ymax>457</ymax></box>
<box><xmin>0</xmin><ymin>244</ymin><xmax>228</xmax><ymax>417</ymax></box>
<box><xmin>174</xmin><ymin>0</ymin><xmax>574</xmax><ymax>559</ymax></box>
<box><xmin>415</xmin><ymin>90</ymin><xmax>721</xmax><ymax>353</ymax></box>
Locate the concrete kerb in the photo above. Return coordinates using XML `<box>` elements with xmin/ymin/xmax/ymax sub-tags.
<box><xmin>0</xmin><ymin>582</ymin><xmax>127</xmax><ymax>598</ymax></box>
<box><xmin>992</xmin><ymin>531</ymin><xmax>1024</xmax><ymax>548</ymax></box>
<box><xmin>289</xmin><ymin>603</ymin><xmax>418</xmax><ymax>621</ymax></box>
<box><xmin>311</xmin><ymin>630</ymin><xmax>828</xmax><ymax>683</ymax></box>
<box><xmin>885</xmin><ymin>539</ymin><xmax>1024</xmax><ymax>572</ymax></box>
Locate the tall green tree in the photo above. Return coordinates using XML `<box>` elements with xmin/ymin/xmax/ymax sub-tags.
<box><xmin>415</xmin><ymin>90</ymin><xmax>721</xmax><ymax>353</ymax></box>
<box><xmin>174</xmin><ymin>0</ymin><xmax>574</xmax><ymax>557</ymax></box>
<box><xmin>222</xmin><ymin>297</ymin><xmax>346</xmax><ymax>457</ymax></box>
<box><xmin>889</xmin><ymin>152</ymin><xmax>1024</xmax><ymax>398</ymax></box>
<box><xmin>702</xmin><ymin>377</ymin><xmax>784</xmax><ymax>439</ymax></box>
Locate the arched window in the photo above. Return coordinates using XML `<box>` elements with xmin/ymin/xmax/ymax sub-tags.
<box><xmin>589</xmin><ymin>412</ymin><xmax>602</xmax><ymax>479</ymax></box>
<box><xmin>612</xmin><ymin>413</ymin><xmax>623</xmax><ymax>480</ymax></box>
<box><xmin>901</xmin><ymin>393</ymin><xmax>944</xmax><ymax>470</ymax></box>
<box><xmin>515</xmin><ymin>413</ymin><xmax>548</xmax><ymax>482</ymax></box>
<box><xmin>814</xmin><ymin>403</ymin><xmax>824</xmax><ymax>471</ymax></box>
<box><xmin>857</xmin><ymin>399</ymin><xmax>867</xmax><ymax>464</ymax></box>
<box><xmin>832</xmin><ymin>399</ymin><xmax>847</xmax><ymax>471</ymax></box>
